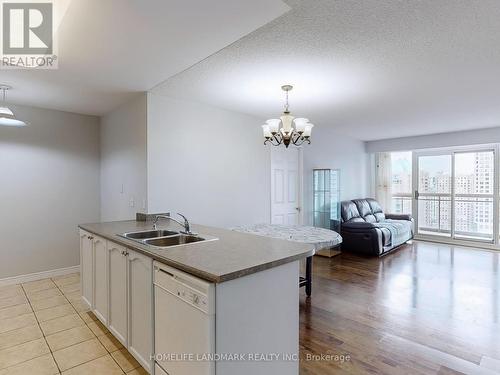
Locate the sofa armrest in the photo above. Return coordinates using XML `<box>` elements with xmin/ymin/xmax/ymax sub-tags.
<box><xmin>340</xmin><ymin>224</ymin><xmax>384</xmax><ymax>256</ymax></box>
<box><xmin>386</xmin><ymin>213</ymin><xmax>412</xmax><ymax>221</ymax></box>
<box><xmin>342</xmin><ymin>222</ymin><xmax>377</xmax><ymax>230</ymax></box>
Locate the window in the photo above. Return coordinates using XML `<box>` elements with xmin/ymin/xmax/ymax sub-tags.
<box><xmin>415</xmin><ymin>149</ymin><xmax>495</xmax><ymax>242</ymax></box>
<box><xmin>380</xmin><ymin>147</ymin><xmax>499</xmax><ymax>246</ymax></box>
<box><xmin>453</xmin><ymin>151</ymin><xmax>494</xmax><ymax>241</ymax></box>
<box><xmin>390</xmin><ymin>152</ymin><xmax>412</xmax><ymax>214</ymax></box>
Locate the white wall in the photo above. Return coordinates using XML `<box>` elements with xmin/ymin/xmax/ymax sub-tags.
<box><xmin>147</xmin><ymin>93</ymin><xmax>270</xmax><ymax>228</ymax></box>
<box><xmin>0</xmin><ymin>104</ymin><xmax>100</xmax><ymax>279</ymax></box>
<box><xmin>365</xmin><ymin>126</ymin><xmax>500</xmax><ymax>153</ymax></box>
<box><xmin>302</xmin><ymin>126</ymin><xmax>370</xmax><ymax>225</ymax></box>
<box><xmin>100</xmin><ymin>94</ymin><xmax>148</xmax><ymax>221</ymax></box>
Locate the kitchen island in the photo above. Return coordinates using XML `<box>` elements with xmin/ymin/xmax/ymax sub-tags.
<box><xmin>79</xmin><ymin>219</ymin><xmax>314</xmax><ymax>375</ymax></box>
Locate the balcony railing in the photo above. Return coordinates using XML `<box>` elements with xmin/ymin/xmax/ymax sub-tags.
<box><xmin>417</xmin><ymin>195</ymin><xmax>451</xmax><ymax>235</ymax></box>
<box><xmin>391</xmin><ymin>194</ymin><xmax>494</xmax><ymax>241</ymax></box>
<box><xmin>391</xmin><ymin>194</ymin><xmax>412</xmax><ymax>214</ymax></box>
<box><xmin>418</xmin><ymin>194</ymin><xmax>493</xmax><ymax>241</ymax></box>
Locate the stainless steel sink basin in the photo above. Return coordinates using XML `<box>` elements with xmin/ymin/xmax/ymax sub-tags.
<box><xmin>145</xmin><ymin>235</ymin><xmax>206</xmax><ymax>247</ymax></box>
<box><xmin>122</xmin><ymin>229</ymin><xmax>179</xmax><ymax>240</ymax></box>
<box><xmin>120</xmin><ymin>229</ymin><xmax>218</xmax><ymax>249</ymax></box>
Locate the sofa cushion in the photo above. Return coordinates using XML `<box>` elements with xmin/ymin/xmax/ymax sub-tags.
<box><xmin>378</xmin><ymin>227</ymin><xmax>392</xmax><ymax>247</ymax></box>
<box><xmin>367</xmin><ymin>198</ymin><xmax>386</xmax><ymax>222</ymax></box>
<box><xmin>353</xmin><ymin>199</ymin><xmax>377</xmax><ymax>223</ymax></box>
<box><xmin>375</xmin><ymin>219</ymin><xmax>413</xmax><ymax>247</ymax></box>
<box><xmin>341</xmin><ymin>201</ymin><xmax>365</xmax><ymax>223</ymax></box>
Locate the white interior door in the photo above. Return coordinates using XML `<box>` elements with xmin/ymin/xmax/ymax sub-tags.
<box><xmin>270</xmin><ymin>148</ymin><xmax>301</xmax><ymax>225</ymax></box>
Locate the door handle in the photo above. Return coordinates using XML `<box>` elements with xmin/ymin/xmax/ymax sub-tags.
<box><xmin>414</xmin><ymin>190</ymin><xmax>420</xmax><ymax>199</ymax></box>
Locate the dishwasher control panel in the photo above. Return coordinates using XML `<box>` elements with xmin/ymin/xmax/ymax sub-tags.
<box><xmin>153</xmin><ymin>262</ymin><xmax>214</xmax><ymax>314</ymax></box>
<box><xmin>173</xmin><ymin>282</ymin><xmax>208</xmax><ymax>311</ymax></box>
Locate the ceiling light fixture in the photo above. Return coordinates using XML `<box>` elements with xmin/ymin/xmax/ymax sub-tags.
<box><xmin>0</xmin><ymin>85</ymin><xmax>27</xmax><ymax>127</ymax></box>
<box><xmin>262</xmin><ymin>85</ymin><xmax>313</xmax><ymax>148</ymax></box>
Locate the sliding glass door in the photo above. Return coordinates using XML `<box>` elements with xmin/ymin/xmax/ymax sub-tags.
<box><xmin>453</xmin><ymin>150</ymin><xmax>494</xmax><ymax>241</ymax></box>
<box><xmin>414</xmin><ymin>148</ymin><xmax>496</xmax><ymax>243</ymax></box>
<box><xmin>415</xmin><ymin>153</ymin><xmax>452</xmax><ymax>237</ymax></box>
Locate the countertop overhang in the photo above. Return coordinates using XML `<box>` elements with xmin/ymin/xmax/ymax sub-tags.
<box><xmin>79</xmin><ymin>220</ymin><xmax>315</xmax><ymax>283</ymax></box>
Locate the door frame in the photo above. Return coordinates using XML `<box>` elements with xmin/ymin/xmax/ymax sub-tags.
<box><xmin>269</xmin><ymin>147</ymin><xmax>304</xmax><ymax>225</ymax></box>
<box><xmin>412</xmin><ymin>144</ymin><xmax>500</xmax><ymax>248</ymax></box>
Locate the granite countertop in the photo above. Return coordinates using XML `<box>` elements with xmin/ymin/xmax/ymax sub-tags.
<box><xmin>79</xmin><ymin>220</ymin><xmax>315</xmax><ymax>283</ymax></box>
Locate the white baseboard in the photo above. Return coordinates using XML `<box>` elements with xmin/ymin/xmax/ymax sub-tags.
<box><xmin>0</xmin><ymin>265</ymin><xmax>80</xmax><ymax>287</ymax></box>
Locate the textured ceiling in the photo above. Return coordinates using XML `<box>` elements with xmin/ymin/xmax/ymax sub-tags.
<box><xmin>153</xmin><ymin>0</ymin><xmax>500</xmax><ymax>141</ymax></box>
<box><xmin>0</xmin><ymin>0</ymin><xmax>288</xmax><ymax>116</ymax></box>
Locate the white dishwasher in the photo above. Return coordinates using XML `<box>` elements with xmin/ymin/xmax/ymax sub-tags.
<box><xmin>153</xmin><ymin>261</ymin><xmax>215</xmax><ymax>375</ymax></box>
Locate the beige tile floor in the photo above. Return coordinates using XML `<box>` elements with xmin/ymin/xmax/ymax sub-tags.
<box><xmin>0</xmin><ymin>273</ymin><xmax>148</xmax><ymax>375</ymax></box>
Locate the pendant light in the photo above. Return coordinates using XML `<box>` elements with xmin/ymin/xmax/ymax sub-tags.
<box><xmin>0</xmin><ymin>85</ymin><xmax>27</xmax><ymax>127</ymax></box>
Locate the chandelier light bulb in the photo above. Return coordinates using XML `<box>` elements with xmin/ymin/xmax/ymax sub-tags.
<box><xmin>303</xmin><ymin>124</ymin><xmax>314</xmax><ymax>138</ymax></box>
<box><xmin>266</xmin><ymin>119</ymin><xmax>281</xmax><ymax>134</ymax></box>
<box><xmin>294</xmin><ymin>118</ymin><xmax>309</xmax><ymax>133</ymax></box>
<box><xmin>262</xmin><ymin>125</ymin><xmax>272</xmax><ymax>138</ymax></box>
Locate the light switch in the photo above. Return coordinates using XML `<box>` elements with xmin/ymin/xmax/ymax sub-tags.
<box><xmin>129</xmin><ymin>197</ymin><xmax>135</xmax><ymax>207</ymax></box>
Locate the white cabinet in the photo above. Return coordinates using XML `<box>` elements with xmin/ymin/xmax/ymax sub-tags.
<box><xmin>93</xmin><ymin>236</ymin><xmax>108</xmax><ymax>325</ymax></box>
<box><xmin>79</xmin><ymin>230</ymin><xmax>93</xmax><ymax>309</ymax></box>
<box><xmin>128</xmin><ymin>249</ymin><xmax>153</xmax><ymax>372</ymax></box>
<box><xmin>155</xmin><ymin>363</ymin><xmax>169</xmax><ymax>375</ymax></box>
<box><xmin>107</xmin><ymin>242</ymin><xmax>128</xmax><ymax>346</ymax></box>
<box><xmin>79</xmin><ymin>234</ymin><xmax>153</xmax><ymax>373</ymax></box>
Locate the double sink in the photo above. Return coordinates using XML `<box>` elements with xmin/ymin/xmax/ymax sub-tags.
<box><xmin>120</xmin><ymin>229</ymin><xmax>216</xmax><ymax>248</ymax></box>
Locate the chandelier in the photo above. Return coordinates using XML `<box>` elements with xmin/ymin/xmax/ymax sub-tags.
<box><xmin>261</xmin><ymin>85</ymin><xmax>313</xmax><ymax>148</ymax></box>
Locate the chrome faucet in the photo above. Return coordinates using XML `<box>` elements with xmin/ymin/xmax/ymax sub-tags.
<box><xmin>153</xmin><ymin>213</ymin><xmax>196</xmax><ymax>235</ymax></box>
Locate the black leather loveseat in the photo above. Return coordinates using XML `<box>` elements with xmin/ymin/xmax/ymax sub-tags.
<box><xmin>340</xmin><ymin>198</ymin><xmax>414</xmax><ymax>256</ymax></box>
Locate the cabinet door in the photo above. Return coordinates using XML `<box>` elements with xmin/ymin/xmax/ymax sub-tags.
<box><xmin>108</xmin><ymin>242</ymin><xmax>128</xmax><ymax>346</ymax></box>
<box><xmin>128</xmin><ymin>249</ymin><xmax>153</xmax><ymax>372</ymax></box>
<box><xmin>80</xmin><ymin>230</ymin><xmax>93</xmax><ymax>309</ymax></box>
<box><xmin>93</xmin><ymin>236</ymin><xmax>108</xmax><ymax>325</ymax></box>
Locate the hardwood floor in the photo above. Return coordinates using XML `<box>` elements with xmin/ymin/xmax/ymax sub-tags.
<box><xmin>299</xmin><ymin>240</ymin><xmax>500</xmax><ymax>374</ymax></box>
